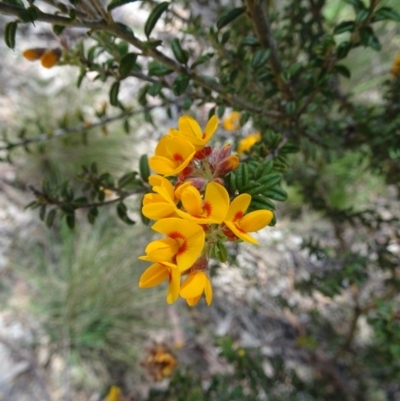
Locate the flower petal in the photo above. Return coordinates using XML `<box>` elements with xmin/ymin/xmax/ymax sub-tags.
<box><xmin>186</xmin><ymin>296</ymin><xmax>201</xmax><ymax>306</ymax></box>
<box><xmin>151</xmin><ymin>218</ymin><xmax>205</xmax><ymax>270</ymax></box>
<box><xmin>204</xmin><ymin>276</ymin><xmax>213</xmax><ymax>305</ymax></box>
<box><xmin>167</xmin><ymin>266</ymin><xmax>181</xmax><ymax>304</ymax></box>
<box><xmin>225</xmin><ymin>193</ymin><xmax>251</xmax><ymax>222</ymax></box>
<box><xmin>180</xmin><ymin>272</ymin><xmax>206</xmax><ymax>299</ymax></box>
<box><xmin>203</xmin><ymin>115</ymin><xmax>218</xmax><ymax>142</ymax></box>
<box><xmin>224</xmin><ymin>221</ymin><xmax>259</xmax><ymax>245</ymax></box>
<box><xmin>240</xmin><ymin>210</ymin><xmax>274</xmax><ymax>232</ymax></box>
<box><xmin>140</xmin><ymin>238</ymin><xmax>179</xmax><ymax>262</ymax></box>
<box><xmin>142</xmin><ymin>203</ymin><xmax>176</xmax><ymax>220</ymax></box>
<box><xmin>181</xmin><ymin>186</ymin><xmax>203</xmax><ymax>216</ymax></box>
<box><xmin>204</xmin><ymin>182</ymin><xmax>229</xmax><ymax>223</ymax></box>
<box><xmin>139</xmin><ymin>263</ymin><xmax>169</xmax><ymax>288</ymax></box>
<box><xmin>178</xmin><ymin>115</ymin><xmax>202</xmax><ymax>139</ymax></box>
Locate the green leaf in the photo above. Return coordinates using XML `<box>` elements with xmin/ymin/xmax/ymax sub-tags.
<box><xmin>355</xmin><ymin>9</ymin><xmax>369</xmax><ymax>23</ymax></box>
<box><xmin>2</xmin><ymin>0</ymin><xmax>24</xmax><ymax>7</ymax></box>
<box><xmin>373</xmin><ymin>7</ymin><xmax>400</xmax><ymax>22</ymax></box>
<box><xmin>171</xmin><ymin>38</ymin><xmax>189</xmax><ymax>64</ymax></box>
<box><xmin>117</xmin><ymin>202</ymin><xmax>135</xmax><ymax>225</ymax></box>
<box><xmin>119</xmin><ymin>52</ymin><xmax>138</xmax><ymax>79</ymax></box>
<box><xmin>257</xmin><ymin>173</ymin><xmax>282</xmax><ymax>189</ymax></box>
<box><xmin>18</xmin><ymin>6</ymin><xmax>38</xmax><ymax>23</ymax></box>
<box><xmin>4</xmin><ymin>21</ymin><xmax>18</xmax><ymax>49</ymax></box>
<box><xmin>66</xmin><ymin>214</ymin><xmax>75</xmax><ymax>229</ymax></box>
<box><xmin>77</xmin><ymin>67</ymin><xmax>86</xmax><ymax>88</ymax></box>
<box><xmin>118</xmin><ymin>171</ymin><xmax>139</xmax><ymax>188</ymax></box>
<box><xmin>109</xmin><ymin>81</ymin><xmax>120</xmax><ymax>107</ymax></box>
<box><xmin>333</xmin><ymin>21</ymin><xmax>355</xmax><ymax>35</ymax></box>
<box><xmin>336</xmin><ymin>41</ymin><xmax>351</xmax><ymax>59</ymax></box>
<box><xmin>264</xmin><ymin>186</ymin><xmax>288</xmax><ymax>202</ymax></box>
<box><xmin>148</xmin><ymin>60</ymin><xmax>173</xmax><ymax>76</ymax></box>
<box><xmin>46</xmin><ymin>209</ymin><xmax>57</xmax><ymax>227</ymax></box>
<box><xmin>252</xmin><ymin>49</ymin><xmax>271</xmax><ymax>69</ymax></box>
<box><xmin>144</xmin><ymin>1</ymin><xmax>170</xmax><ymax>38</ymax></box>
<box><xmin>359</xmin><ymin>26</ymin><xmax>381</xmax><ymax>50</ymax></box>
<box><xmin>139</xmin><ymin>154</ymin><xmax>150</xmax><ymax>183</ymax></box>
<box><xmin>87</xmin><ymin>207</ymin><xmax>98</xmax><ymax>224</ymax></box>
<box><xmin>39</xmin><ymin>205</ymin><xmax>46</xmax><ymax>221</ymax></box>
<box><xmin>191</xmin><ymin>52</ymin><xmax>214</xmax><ymax>69</ymax></box>
<box><xmin>172</xmin><ymin>75</ymin><xmax>190</xmax><ymax>96</ymax></box>
<box><xmin>241</xmin><ymin>36</ymin><xmax>259</xmax><ymax>46</ymax></box>
<box><xmin>52</xmin><ymin>24</ymin><xmax>65</xmax><ymax>36</ymax></box>
<box><xmin>333</xmin><ymin>64</ymin><xmax>351</xmax><ymax>78</ymax></box>
<box><xmin>216</xmin><ymin>6</ymin><xmax>246</xmax><ymax>30</ymax></box>
<box><xmin>214</xmin><ymin>241</ymin><xmax>227</xmax><ymax>263</ymax></box>
<box><xmin>107</xmin><ymin>0</ymin><xmax>140</xmax><ymax>11</ymax></box>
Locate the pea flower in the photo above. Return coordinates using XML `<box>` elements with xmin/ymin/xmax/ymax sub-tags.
<box><xmin>170</xmin><ymin>115</ymin><xmax>218</xmax><ymax>150</ymax></box>
<box><xmin>223</xmin><ymin>193</ymin><xmax>273</xmax><ymax>245</ymax></box>
<box><xmin>149</xmin><ymin>136</ymin><xmax>196</xmax><ymax>176</ymax></box>
<box><xmin>176</xmin><ymin>182</ymin><xmax>230</xmax><ymax>224</ymax></box>
<box><xmin>222</xmin><ymin>111</ymin><xmax>241</xmax><ymax>131</ymax></box>
<box><xmin>179</xmin><ymin>257</ymin><xmax>212</xmax><ymax>306</ymax></box>
<box><xmin>139</xmin><ymin>261</ymin><xmax>181</xmax><ymax>304</ymax></box>
<box><xmin>139</xmin><ymin>218</ymin><xmax>205</xmax><ymax>271</ymax></box>
<box><xmin>237</xmin><ymin>132</ymin><xmax>261</xmax><ymax>156</ymax></box>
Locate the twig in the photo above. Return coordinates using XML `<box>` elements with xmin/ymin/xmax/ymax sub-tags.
<box><xmin>244</xmin><ymin>0</ymin><xmax>294</xmax><ymax>98</ymax></box>
<box><xmin>28</xmin><ymin>184</ymin><xmax>145</xmax><ymax>209</ymax></box>
<box><xmin>0</xmin><ymin>103</ymin><xmax>167</xmax><ymax>151</ymax></box>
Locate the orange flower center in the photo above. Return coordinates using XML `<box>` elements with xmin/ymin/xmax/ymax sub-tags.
<box><xmin>233</xmin><ymin>211</ymin><xmax>244</xmax><ymax>222</ymax></box>
<box><xmin>173</xmin><ymin>153</ymin><xmax>184</xmax><ymax>163</ymax></box>
<box><xmin>168</xmin><ymin>231</ymin><xmax>187</xmax><ymax>255</ymax></box>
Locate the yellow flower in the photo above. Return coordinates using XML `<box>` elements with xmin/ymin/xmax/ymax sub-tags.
<box><xmin>23</xmin><ymin>48</ymin><xmax>46</xmax><ymax>61</ymax></box>
<box><xmin>222</xmin><ymin>111</ymin><xmax>241</xmax><ymax>131</ymax></box>
<box><xmin>40</xmin><ymin>48</ymin><xmax>62</xmax><ymax>68</ymax></box>
<box><xmin>139</xmin><ymin>218</ymin><xmax>205</xmax><ymax>271</ymax></box>
<box><xmin>237</xmin><ymin>132</ymin><xmax>261</xmax><ymax>156</ymax></box>
<box><xmin>106</xmin><ymin>385</ymin><xmax>123</xmax><ymax>401</ymax></box>
<box><xmin>142</xmin><ymin>176</ymin><xmax>177</xmax><ymax>220</ymax></box>
<box><xmin>23</xmin><ymin>48</ymin><xmax>62</xmax><ymax>69</ymax></box>
<box><xmin>223</xmin><ymin>193</ymin><xmax>273</xmax><ymax>245</ymax></box>
<box><xmin>390</xmin><ymin>54</ymin><xmax>400</xmax><ymax>76</ymax></box>
<box><xmin>170</xmin><ymin>115</ymin><xmax>218</xmax><ymax>150</ymax></box>
<box><xmin>149</xmin><ymin>136</ymin><xmax>195</xmax><ymax>177</ymax></box>
<box><xmin>139</xmin><ymin>261</ymin><xmax>181</xmax><ymax>304</ymax></box>
<box><xmin>176</xmin><ymin>182</ymin><xmax>230</xmax><ymax>224</ymax></box>
<box><xmin>179</xmin><ymin>257</ymin><xmax>212</xmax><ymax>306</ymax></box>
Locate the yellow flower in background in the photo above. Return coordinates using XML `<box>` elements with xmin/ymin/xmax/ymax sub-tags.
<box><xmin>149</xmin><ymin>136</ymin><xmax>195</xmax><ymax>176</ymax></box>
<box><xmin>223</xmin><ymin>193</ymin><xmax>273</xmax><ymax>245</ymax></box>
<box><xmin>23</xmin><ymin>48</ymin><xmax>46</xmax><ymax>61</ymax></box>
<box><xmin>170</xmin><ymin>115</ymin><xmax>218</xmax><ymax>150</ymax></box>
<box><xmin>106</xmin><ymin>385</ymin><xmax>124</xmax><ymax>401</ymax></box>
<box><xmin>390</xmin><ymin>54</ymin><xmax>400</xmax><ymax>76</ymax></box>
<box><xmin>139</xmin><ymin>218</ymin><xmax>205</xmax><ymax>271</ymax></box>
<box><xmin>222</xmin><ymin>111</ymin><xmax>241</xmax><ymax>131</ymax></box>
<box><xmin>237</xmin><ymin>132</ymin><xmax>261</xmax><ymax>156</ymax></box>
<box><xmin>176</xmin><ymin>182</ymin><xmax>230</xmax><ymax>224</ymax></box>
<box><xmin>139</xmin><ymin>261</ymin><xmax>181</xmax><ymax>304</ymax></box>
<box><xmin>23</xmin><ymin>48</ymin><xmax>62</xmax><ymax>68</ymax></box>
<box><xmin>40</xmin><ymin>48</ymin><xmax>62</xmax><ymax>68</ymax></box>
<box><xmin>179</xmin><ymin>257</ymin><xmax>212</xmax><ymax>306</ymax></box>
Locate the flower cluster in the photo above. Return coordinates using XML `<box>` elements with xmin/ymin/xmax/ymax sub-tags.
<box><xmin>23</xmin><ymin>47</ymin><xmax>62</xmax><ymax>69</ymax></box>
<box><xmin>139</xmin><ymin>115</ymin><xmax>274</xmax><ymax>306</ymax></box>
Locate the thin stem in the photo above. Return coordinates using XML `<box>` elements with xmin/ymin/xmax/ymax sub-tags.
<box><xmin>0</xmin><ymin>103</ymin><xmax>167</xmax><ymax>151</ymax></box>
